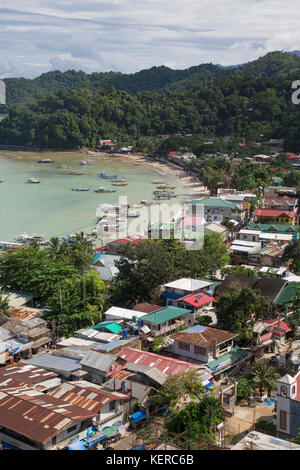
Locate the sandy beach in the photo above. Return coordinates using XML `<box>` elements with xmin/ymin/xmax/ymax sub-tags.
<box><xmin>1</xmin><ymin>149</ymin><xmax>210</xmax><ymax>201</ymax></box>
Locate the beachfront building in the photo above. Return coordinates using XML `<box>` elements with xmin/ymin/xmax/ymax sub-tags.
<box><xmin>247</xmin><ymin>223</ymin><xmax>299</xmax><ymax>235</ymax></box>
<box><xmin>163</xmin><ymin>278</ymin><xmax>214</xmax><ymax>306</ymax></box>
<box><xmin>187</xmin><ymin>197</ymin><xmax>247</xmax><ymax>223</ymax></box>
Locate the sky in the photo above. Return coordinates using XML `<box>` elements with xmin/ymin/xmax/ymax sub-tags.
<box><xmin>0</xmin><ymin>0</ymin><xmax>300</xmax><ymax>78</ymax></box>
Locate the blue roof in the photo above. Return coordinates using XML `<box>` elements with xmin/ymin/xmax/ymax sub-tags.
<box><xmin>131</xmin><ymin>411</ymin><xmax>147</xmax><ymax>423</ymax></box>
<box><xmin>184</xmin><ymin>325</ymin><xmax>208</xmax><ymax>334</ymax></box>
<box><xmin>68</xmin><ymin>440</ymin><xmax>87</xmax><ymax>451</ymax></box>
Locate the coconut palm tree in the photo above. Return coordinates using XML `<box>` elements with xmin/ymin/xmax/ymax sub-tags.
<box><xmin>47</xmin><ymin>237</ymin><xmax>65</xmax><ymax>260</ymax></box>
<box><xmin>247</xmin><ymin>359</ymin><xmax>280</xmax><ymax>398</ymax></box>
<box><xmin>0</xmin><ymin>289</ymin><xmax>11</xmax><ymax>317</ymax></box>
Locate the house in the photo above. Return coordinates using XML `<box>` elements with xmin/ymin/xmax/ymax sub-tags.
<box><xmin>248</xmin><ymin>223</ymin><xmax>299</xmax><ymax>234</ymax></box>
<box><xmin>163</xmin><ymin>278</ymin><xmax>214</xmax><ymax>306</ymax></box>
<box><xmin>132</xmin><ymin>303</ymin><xmax>162</xmax><ymax>314</ymax></box>
<box><xmin>0</xmin><ymin>389</ymin><xmax>97</xmax><ymax>450</ymax></box>
<box><xmin>80</xmin><ymin>351</ymin><xmax>120</xmax><ymax>385</ymax></box>
<box><xmin>104</xmin><ymin>306</ymin><xmax>145</xmax><ymax>323</ymax></box>
<box><xmin>74</xmin><ymin>323</ymin><xmax>122</xmax><ymax>344</ymax></box>
<box><xmin>93</xmin><ymin>253</ymin><xmax>121</xmax><ymax>281</ymax></box>
<box><xmin>49</xmin><ymin>381</ymin><xmax>131</xmax><ymax>429</ymax></box>
<box><xmin>116</xmin><ymin>347</ymin><xmax>212</xmax><ymax>388</ymax></box>
<box><xmin>187</xmin><ymin>198</ymin><xmax>245</xmax><ymax>223</ymax></box>
<box><xmin>252</xmin><ymin>318</ymin><xmax>291</xmax><ymax>358</ymax></box>
<box><xmin>204</xmin><ymin>222</ymin><xmax>228</xmax><ymax>240</ymax></box>
<box><xmin>170</xmin><ymin>325</ymin><xmax>237</xmax><ymax>364</ymax></box>
<box><xmin>0</xmin><ymin>362</ymin><xmax>61</xmax><ymax>393</ymax></box>
<box><xmin>254</xmin><ymin>208</ymin><xmax>298</xmax><ymax>225</ymax></box>
<box><xmin>1</xmin><ymin>317</ymin><xmax>51</xmax><ymax>356</ymax></box>
<box><xmin>248</xmin><ymin>245</ymin><xmax>288</xmax><ymax>268</ymax></box>
<box><xmin>262</xmin><ymin>196</ymin><xmax>298</xmax><ymax>211</ymax></box>
<box><xmin>139</xmin><ymin>306</ymin><xmax>193</xmax><ymax>337</ymax></box>
<box><xmin>276</xmin><ymin>372</ymin><xmax>300</xmax><ymax>439</ymax></box>
<box><xmin>229</xmin><ymin>239</ymin><xmax>261</xmax><ymax>265</ymax></box>
<box><xmin>95</xmin><ymin>234</ymin><xmax>147</xmax><ymax>255</ymax></box>
<box><xmin>215</xmin><ymin>274</ymin><xmax>288</xmax><ymax>303</ymax></box>
<box><xmin>231</xmin><ymin>431</ymin><xmax>300</xmax><ymax>450</ymax></box>
<box><xmin>25</xmin><ymin>353</ymin><xmax>83</xmax><ymax>380</ymax></box>
<box><xmin>175</xmin><ymin>292</ymin><xmax>214</xmax><ymax>314</ymax></box>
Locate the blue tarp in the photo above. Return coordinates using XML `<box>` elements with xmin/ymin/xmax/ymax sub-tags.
<box><xmin>130</xmin><ymin>445</ymin><xmax>147</xmax><ymax>450</ymax></box>
<box><xmin>68</xmin><ymin>440</ymin><xmax>87</xmax><ymax>451</ymax></box>
<box><xmin>131</xmin><ymin>411</ymin><xmax>147</xmax><ymax>423</ymax></box>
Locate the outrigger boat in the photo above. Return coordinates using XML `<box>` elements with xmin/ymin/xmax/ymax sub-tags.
<box><xmin>70</xmin><ymin>171</ymin><xmax>86</xmax><ymax>175</ymax></box>
<box><xmin>94</xmin><ymin>187</ymin><xmax>117</xmax><ymax>193</ymax></box>
<box><xmin>72</xmin><ymin>188</ymin><xmax>90</xmax><ymax>192</ymax></box>
<box><xmin>80</xmin><ymin>160</ymin><xmax>93</xmax><ymax>165</ymax></box>
<box><xmin>99</xmin><ymin>172</ymin><xmax>118</xmax><ymax>179</ymax></box>
<box><xmin>112</xmin><ymin>181</ymin><xmax>128</xmax><ymax>186</ymax></box>
<box><xmin>26</xmin><ymin>178</ymin><xmax>40</xmax><ymax>184</ymax></box>
<box><xmin>38</xmin><ymin>159</ymin><xmax>54</xmax><ymax>163</ymax></box>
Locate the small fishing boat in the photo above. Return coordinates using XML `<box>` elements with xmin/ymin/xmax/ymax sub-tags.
<box><xmin>94</xmin><ymin>188</ymin><xmax>117</xmax><ymax>193</ymax></box>
<box><xmin>0</xmin><ymin>179</ymin><xmax>5</xmax><ymax>183</ymax></box>
<box><xmin>26</xmin><ymin>178</ymin><xmax>40</xmax><ymax>184</ymax></box>
<box><xmin>38</xmin><ymin>159</ymin><xmax>54</xmax><ymax>163</ymax></box>
<box><xmin>80</xmin><ymin>160</ymin><xmax>93</xmax><ymax>165</ymax></box>
<box><xmin>72</xmin><ymin>188</ymin><xmax>90</xmax><ymax>192</ymax></box>
<box><xmin>70</xmin><ymin>171</ymin><xmax>86</xmax><ymax>175</ymax></box>
<box><xmin>152</xmin><ymin>180</ymin><xmax>166</xmax><ymax>184</ymax></box>
<box><xmin>113</xmin><ymin>179</ymin><xmax>127</xmax><ymax>183</ymax></box>
<box><xmin>99</xmin><ymin>172</ymin><xmax>118</xmax><ymax>179</ymax></box>
<box><xmin>112</xmin><ymin>182</ymin><xmax>128</xmax><ymax>186</ymax></box>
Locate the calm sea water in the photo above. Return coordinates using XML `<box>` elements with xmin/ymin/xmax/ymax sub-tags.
<box><xmin>0</xmin><ymin>152</ymin><xmax>186</xmax><ymax>240</ymax></box>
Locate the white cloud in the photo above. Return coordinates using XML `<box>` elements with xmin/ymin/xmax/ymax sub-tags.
<box><xmin>0</xmin><ymin>0</ymin><xmax>300</xmax><ymax>77</ymax></box>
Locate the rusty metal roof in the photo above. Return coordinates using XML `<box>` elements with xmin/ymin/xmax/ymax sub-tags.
<box><xmin>0</xmin><ymin>362</ymin><xmax>59</xmax><ymax>391</ymax></box>
<box><xmin>49</xmin><ymin>381</ymin><xmax>129</xmax><ymax>413</ymax></box>
<box><xmin>0</xmin><ymin>390</ymin><xmax>97</xmax><ymax>445</ymax></box>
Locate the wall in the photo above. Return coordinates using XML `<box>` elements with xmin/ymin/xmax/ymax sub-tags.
<box><xmin>172</xmin><ymin>339</ymin><xmax>211</xmax><ymax>363</ymax></box>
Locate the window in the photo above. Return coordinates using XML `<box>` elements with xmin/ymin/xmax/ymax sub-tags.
<box><xmin>280</xmin><ymin>410</ymin><xmax>287</xmax><ymax>431</ymax></box>
<box><xmin>292</xmin><ymin>386</ymin><xmax>296</xmax><ymax>395</ymax></box>
<box><xmin>178</xmin><ymin>341</ymin><xmax>190</xmax><ymax>352</ymax></box>
<box><xmin>67</xmin><ymin>424</ymin><xmax>77</xmax><ymax>434</ymax></box>
<box><xmin>194</xmin><ymin>345</ymin><xmax>206</xmax><ymax>356</ymax></box>
<box><xmin>280</xmin><ymin>386</ymin><xmax>287</xmax><ymax>397</ymax></box>
<box><xmin>109</xmin><ymin>401</ymin><xmax>116</xmax><ymax>411</ymax></box>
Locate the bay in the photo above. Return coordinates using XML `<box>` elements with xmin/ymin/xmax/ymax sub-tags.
<box><xmin>0</xmin><ymin>151</ymin><xmax>186</xmax><ymax>240</ymax></box>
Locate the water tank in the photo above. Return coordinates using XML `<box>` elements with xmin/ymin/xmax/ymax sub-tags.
<box><xmin>122</xmin><ymin>329</ymin><xmax>128</xmax><ymax>339</ymax></box>
<box><xmin>140</xmin><ymin>319</ymin><xmax>145</xmax><ymax>327</ymax></box>
<box><xmin>132</xmin><ymin>315</ymin><xmax>137</xmax><ymax>323</ymax></box>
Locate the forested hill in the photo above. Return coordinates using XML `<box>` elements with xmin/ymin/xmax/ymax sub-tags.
<box><xmin>2</xmin><ymin>69</ymin><xmax>300</xmax><ymax>151</ymax></box>
<box><xmin>4</xmin><ymin>51</ymin><xmax>300</xmax><ymax>107</ymax></box>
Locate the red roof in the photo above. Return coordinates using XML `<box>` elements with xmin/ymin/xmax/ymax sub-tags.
<box><xmin>255</xmin><ymin>208</ymin><xmax>297</xmax><ymax>218</ymax></box>
<box><xmin>177</xmin><ymin>292</ymin><xmax>214</xmax><ymax>308</ymax></box>
<box><xmin>264</xmin><ymin>318</ymin><xmax>291</xmax><ymax>334</ymax></box>
<box><xmin>95</xmin><ymin>234</ymin><xmax>147</xmax><ymax>252</ymax></box>
<box><xmin>168</xmin><ymin>151</ymin><xmax>183</xmax><ymax>157</ymax></box>
<box><xmin>117</xmin><ymin>347</ymin><xmax>198</xmax><ymax>376</ymax></box>
<box><xmin>287</xmin><ymin>153</ymin><xmax>300</xmax><ymax>159</ymax></box>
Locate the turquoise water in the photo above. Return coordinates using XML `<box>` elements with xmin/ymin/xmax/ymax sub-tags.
<box><xmin>0</xmin><ymin>152</ymin><xmax>185</xmax><ymax>240</ymax></box>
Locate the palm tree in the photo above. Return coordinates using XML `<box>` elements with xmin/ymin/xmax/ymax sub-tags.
<box><xmin>47</xmin><ymin>237</ymin><xmax>65</xmax><ymax>260</ymax></box>
<box><xmin>247</xmin><ymin>359</ymin><xmax>280</xmax><ymax>398</ymax></box>
<box><xmin>0</xmin><ymin>289</ymin><xmax>11</xmax><ymax>317</ymax></box>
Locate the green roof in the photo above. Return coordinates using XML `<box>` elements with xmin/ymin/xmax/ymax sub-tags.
<box><xmin>248</xmin><ymin>223</ymin><xmax>299</xmax><ymax>233</ymax></box>
<box><xmin>207</xmin><ymin>346</ymin><xmax>252</xmax><ymax>375</ymax></box>
<box><xmin>141</xmin><ymin>306</ymin><xmax>191</xmax><ymax>325</ymax></box>
<box><xmin>274</xmin><ymin>283</ymin><xmax>300</xmax><ymax>307</ymax></box>
<box><xmin>90</xmin><ymin>322</ymin><xmax>122</xmax><ymax>335</ymax></box>
<box><xmin>273</xmin><ymin>177</ymin><xmax>284</xmax><ymax>185</ymax></box>
<box><xmin>187</xmin><ymin>198</ymin><xmax>238</xmax><ymax>209</ymax></box>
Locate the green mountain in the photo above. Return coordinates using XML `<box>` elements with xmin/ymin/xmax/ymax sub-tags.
<box><xmin>4</xmin><ymin>51</ymin><xmax>300</xmax><ymax>107</ymax></box>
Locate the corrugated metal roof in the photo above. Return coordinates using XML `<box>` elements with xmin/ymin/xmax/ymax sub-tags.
<box><xmin>25</xmin><ymin>353</ymin><xmax>81</xmax><ymax>373</ymax></box>
<box><xmin>164</xmin><ymin>278</ymin><xmax>212</xmax><ymax>291</ymax></box>
<box><xmin>0</xmin><ymin>389</ymin><xmax>97</xmax><ymax>445</ymax></box>
<box><xmin>117</xmin><ymin>348</ymin><xmax>199</xmax><ymax>376</ymax></box>
<box><xmin>141</xmin><ymin>306</ymin><xmax>191</xmax><ymax>325</ymax></box>
<box><xmin>80</xmin><ymin>351</ymin><xmax>117</xmax><ymax>372</ymax></box>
